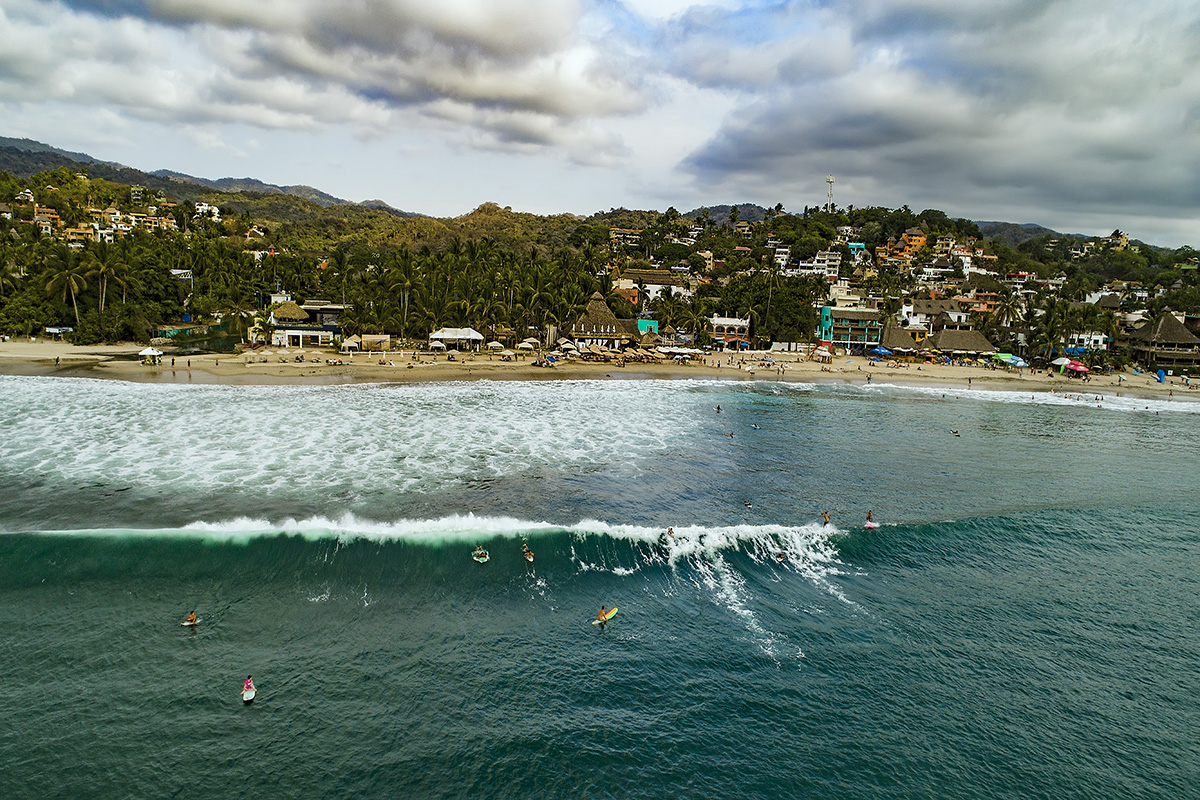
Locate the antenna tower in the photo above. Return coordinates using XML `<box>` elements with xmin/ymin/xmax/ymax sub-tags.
<box><xmin>826</xmin><ymin>175</ymin><xmax>835</xmax><ymax>213</ymax></box>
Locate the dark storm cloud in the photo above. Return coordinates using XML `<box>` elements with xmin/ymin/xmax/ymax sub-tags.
<box><xmin>674</xmin><ymin>0</ymin><xmax>1200</xmax><ymax>241</ymax></box>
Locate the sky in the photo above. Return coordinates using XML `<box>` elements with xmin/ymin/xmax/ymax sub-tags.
<box><xmin>1</xmin><ymin>0</ymin><xmax>1198</xmax><ymax>247</ymax></box>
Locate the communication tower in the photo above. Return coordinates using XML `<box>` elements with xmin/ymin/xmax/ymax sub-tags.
<box><xmin>826</xmin><ymin>175</ymin><xmax>835</xmax><ymax>213</ymax></box>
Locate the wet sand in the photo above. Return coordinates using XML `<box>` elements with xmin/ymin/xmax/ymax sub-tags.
<box><xmin>0</xmin><ymin>338</ymin><xmax>1191</xmax><ymax>400</ymax></box>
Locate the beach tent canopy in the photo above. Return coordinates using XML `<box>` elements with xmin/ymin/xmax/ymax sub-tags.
<box><xmin>139</xmin><ymin>347</ymin><xmax>163</xmax><ymax>356</ymax></box>
<box><xmin>430</xmin><ymin>327</ymin><xmax>483</xmax><ymax>341</ymax></box>
<box><xmin>499</xmin><ymin>349</ymin><xmax>515</xmax><ymax>356</ymax></box>
<box><xmin>487</xmin><ymin>341</ymin><xmax>504</xmax><ymax>349</ymax></box>
<box><xmin>517</xmin><ymin>342</ymin><xmax>534</xmax><ymax>350</ymax></box>
<box><xmin>429</xmin><ymin>341</ymin><xmax>447</xmax><ymax>350</ymax></box>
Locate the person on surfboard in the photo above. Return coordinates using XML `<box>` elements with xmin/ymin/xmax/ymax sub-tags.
<box><xmin>597</xmin><ymin>607</ymin><xmax>609</xmax><ymax>629</ymax></box>
<box><xmin>866</xmin><ymin>510</ymin><xmax>874</xmax><ymax>524</ymax></box>
<box><xmin>822</xmin><ymin>511</ymin><xmax>830</xmax><ymax>526</ymax></box>
<box><xmin>243</xmin><ymin>675</ymin><xmax>255</xmax><ymax>692</ymax></box>
<box><xmin>185</xmin><ymin>611</ymin><xmax>197</xmax><ymax>625</ymax></box>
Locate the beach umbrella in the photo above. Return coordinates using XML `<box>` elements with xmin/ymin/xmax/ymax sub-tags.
<box><xmin>871</xmin><ymin>346</ymin><xmax>892</xmax><ymax>356</ymax></box>
<box><xmin>139</xmin><ymin>347</ymin><xmax>163</xmax><ymax>357</ymax></box>
<box><xmin>1050</xmin><ymin>357</ymin><xmax>1070</xmax><ymax>366</ymax></box>
<box><xmin>1067</xmin><ymin>361</ymin><xmax>1089</xmax><ymax>372</ymax></box>
<box><xmin>499</xmin><ymin>349</ymin><xmax>515</xmax><ymax>356</ymax></box>
<box><xmin>1010</xmin><ymin>358</ymin><xmax>1029</xmax><ymax>368</ymax></box>
<box><xmin>522</xmin><ymin>337</ymin><xmax>540</xmax><ymax>345</ymax></box>
<box><xmin>560</xmin><ymin>341</ymin><xmax>577</xmax><ymax>350</ymax></box>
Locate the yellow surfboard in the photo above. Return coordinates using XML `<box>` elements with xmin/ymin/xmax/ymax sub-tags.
<box><xmin>591</xmin><ymin>607</ymin><xmax>618</xmax><ymax>625</ymax></box>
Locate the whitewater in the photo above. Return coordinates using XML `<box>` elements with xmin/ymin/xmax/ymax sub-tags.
<box><xmin>1</xmin><ymin>375</ymin><xmax>1198</xmax><ymax>799</ymax></box>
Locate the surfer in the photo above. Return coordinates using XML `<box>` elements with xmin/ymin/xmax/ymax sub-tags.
<box><xmin>184</xmin><ymin>611</ymin><xmax>197</xmax><ymax>625</ymax></box>
<box><xmin>866</xmin><ymin>510</ymin><xmax>874</xmax><ymax>524</ymax></box>
<box><xmin>597</xmin><ymin>607</ymin><xmax>609</xmax><ymax>629</ymax></box>
<box><xmin>744</xmin><ymin>500</ymin><xmax>752</xmax><ymax>508</ymax></box>
<box><xmin>716</xmin><ymin>405</ymin><xmax>721</xmax><ymax>413</ymax></box>
<box><xmin>822</xmin><ymin>511</ymin><xmax>830</xmax><ymax>526</ymax></box>
<box><xmin>667</xmin><ymin>527</ymin><xmax>675</xmax><ymax>540</ymax></box>
<box><xmin>244</xmin><ymin>675</ymin><xmax>255</xmax><ymax>692</ymax></box>
<box><xmin>521</xmin><ymin>543</ymin><xmax>533</xmax><ymax>561</ymax></box>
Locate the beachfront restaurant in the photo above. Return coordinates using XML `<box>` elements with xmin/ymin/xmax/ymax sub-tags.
<box><xmin>270</xmin><ymin>300</ymin><xmax>340</xmax><ymax>348</ymax></box>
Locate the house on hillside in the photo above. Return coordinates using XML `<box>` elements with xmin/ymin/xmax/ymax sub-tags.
<box><xmin>616</xmin><ymin>269</ymin><xmax>693</xmax><ymax>305</ymax></box>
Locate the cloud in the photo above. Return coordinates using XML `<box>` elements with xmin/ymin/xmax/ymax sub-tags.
<box><xmin>1</xmin><ymin>0</ymin><xmax>646</xmax><ymax>150</ymax></box>
<box><xmin>674</xmin><ymin>0</ymin><xmax>1200</xmax><ymax>243</ymax></box>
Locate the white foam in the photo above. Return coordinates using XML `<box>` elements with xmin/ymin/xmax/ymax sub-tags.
<box><xmin>0</xmin><ymin>376</ymin><xmax>705</xmax><ymax>499</ymax></box>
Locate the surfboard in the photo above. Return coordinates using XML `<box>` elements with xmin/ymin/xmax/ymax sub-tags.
<box><xmin>864</xmin><ymin>522</ymin><xmax>880</xmax><ymax>529</ymax></box>
<box><xmin>591</xmin><ymin>607</ymin><xmax>618</xmax><ymax>625</ymax></box>
<box><xmin>473</xmin><ymin>551</ymin><xmax>489</xmax><ymax>563</ymax></box>
<box><xmin>242</xmin><ymin>689</ymin><xmax>256</xmax><ymax>704</ymax></box>
<box><xmin>181</xmin><ymin>620</ymin><xmax>198</xmax><ymax>627</ymax></box>
<box><xmin>523</xmin><ymin>550</ymin><xmax>534</xmax><ymax>562</ymax></box>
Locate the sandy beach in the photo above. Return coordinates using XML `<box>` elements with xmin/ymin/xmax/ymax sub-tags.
<box><xmin>0</xmin><ymin>337</ymin><xmax>1192</xmax><ymax>399</ymax></box>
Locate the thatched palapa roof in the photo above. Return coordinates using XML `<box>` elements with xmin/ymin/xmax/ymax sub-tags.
<box><xmin>1128</xmin><ymin>312</ymin><xmax>1200</xmax><ymax>346</ymax></box>
<box><xmin>923</xmin><ymin>328</ymin><xmax>996</xmax><ymax>353</ymax></box>
<box><xmin>880</xmin><ymin>322</ymin><xmax>919</xmax><ymax>352</ymax></box>
<box><xmin>273</xmin><ymin>301</ymin><xmax>309</xmax><ymax>321</ymax></box>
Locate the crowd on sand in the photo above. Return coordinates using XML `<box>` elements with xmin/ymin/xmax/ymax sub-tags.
<box><xmin>0</xmin><ymin>337</ymin><xmax>1192</xmax><ymax>400</ymax></box>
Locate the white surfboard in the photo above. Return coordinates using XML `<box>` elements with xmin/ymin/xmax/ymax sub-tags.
<box><xmin>242</xmin><ymin>689</ymin><xmax>256</xmax><ymax>704</ymax></box>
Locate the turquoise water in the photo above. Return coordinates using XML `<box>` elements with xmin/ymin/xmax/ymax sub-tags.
<box><xmin>1</xmin><ymin>376</ymin><xmax>1198</xmax><ymax>798</ymax></box>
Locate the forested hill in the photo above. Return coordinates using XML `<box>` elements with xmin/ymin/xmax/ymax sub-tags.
<box><xmin>0</xmin><ymin>137</ymin><xmax>423</xmax><ymax>214</ymax></box>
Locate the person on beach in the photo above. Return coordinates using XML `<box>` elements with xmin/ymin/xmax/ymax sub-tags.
<box><xmin>822</xmin><ymin>511</ymin><xmax>830</xmax><ymax>526</ymax></box>
<box><xmin>597</xmin><ymin>607</ymin><xmax>609</xmax><ymax>629</ymax></box>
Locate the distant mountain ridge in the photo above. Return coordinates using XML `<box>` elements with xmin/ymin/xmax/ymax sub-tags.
<box><xmin>0</xmin><ymin>135</ymin><xmax>423</xmax><ymax>215</ymax></box>
<box><xmin>149</xmin><ymin>170</ymin><xmax>349</xmax><ymax>207</ymax></box>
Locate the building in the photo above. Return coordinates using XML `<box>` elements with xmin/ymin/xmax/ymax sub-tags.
<box><xmin>616</xmin><ymin>269</ymin><xmax>693</xmax><ymax>305</ymax></box>
<box><xmin>819</xmin><ymin>307</ymin><xmax>883</xmax><ymax>351</ymax></box>
<box><xmin>710</xmin><ymin>315</ymin><xmax>750</xmax><ymax>349</ymax></box>
<box><xmin>1126</xmin><ymin>312</ymin><xmax>1200</xmax><ymax>369</ymax></box>
<box><xmin>270</xmin><ymin>301</ymin><xmax>340</xmax><ymax>348</ymax></box>
<box><xmin>568</xmin><ymin>292</ymin><xmax>640</xmax><ymax>348</ymax></box>
<box><xmin>922</xmin><ymin>328</ymin><xmax>997</xmax><ymax>354</ymax></box>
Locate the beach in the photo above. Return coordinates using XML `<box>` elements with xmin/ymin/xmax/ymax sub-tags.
<box><xmin>1</xmin><ymin>336</ymin><xmax>1189</xmax><ymax>399</ymax></box>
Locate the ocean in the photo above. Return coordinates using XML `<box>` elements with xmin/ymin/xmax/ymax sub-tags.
<box><xmin>1</xmin><ymin>375</ymin><xmax>1198</xmax><ymax>799</ymax></box>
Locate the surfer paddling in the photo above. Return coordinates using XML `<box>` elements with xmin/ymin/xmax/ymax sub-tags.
<box><xmin>184</xmin><ymin>611</ymin><xmax>197</xmax><ymax>625</ymax></box>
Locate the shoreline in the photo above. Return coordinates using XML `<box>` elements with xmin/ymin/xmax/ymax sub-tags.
<box><xmin>1</xmin><ymin>338</ymin><xmax>1193</xmax><ymax>400</ymax></box>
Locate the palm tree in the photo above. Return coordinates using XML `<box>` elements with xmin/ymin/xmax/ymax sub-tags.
<box><xmin>84</xmin><ymin>241</ymin><xmax>128</xmax><ymax>312</ymax></box>
<box><xmin>44</xmin><ymin>244</ymin><xmax>91</xmax><ymax>327</ymax></box>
